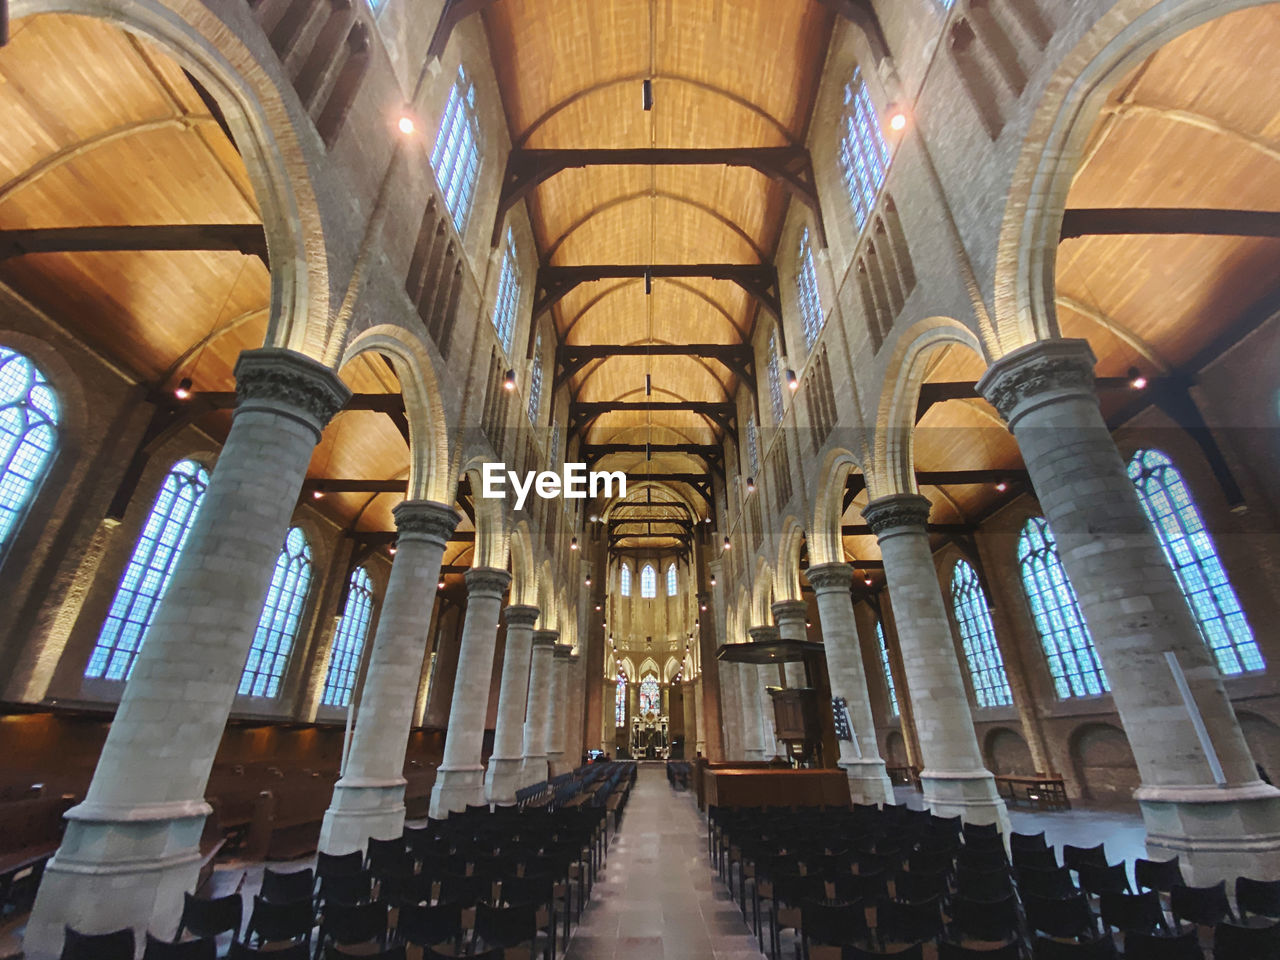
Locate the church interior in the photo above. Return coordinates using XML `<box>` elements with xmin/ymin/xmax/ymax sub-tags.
<box><xmin>2</xmin><ymin>0</ymin><xmax>1280</xmax><ymax>957</ymax></box>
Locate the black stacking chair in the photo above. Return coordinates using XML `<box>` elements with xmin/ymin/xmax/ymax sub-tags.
<box><xmin>499</xmin><ymin>874</ymin><xmax>560</xmax><ymax>957</ymax></box>
<box><xmin>439</xmin><ymin>872</ymin><xmax>493</xmax><ymax>908</ymax></box>
<box><xmin>394</xmin><ymin>902</ymin><xmax>463</xmax><ymax>953</ymax></box>
<box><xmin>956</xmin><ymin>847</ymin><xmax>1009</xmax><ymax>872</ymax></box>
<box><xmin>376</xmin><ymin>871</ymin><xmax>434</xmax><ymax>908</ymax></box>
<box><xmin>1122</xmin><ymin>930</ymin><xmax>1204</xmax><ymax>959</ymax></box>
<box><xmin>1031</xmin><ymin>935</ymin><xmax>1117</xmax><ymax>959</ymax></box>
<box><xmin>315</xmin><ymin>851</ymin><xmax>364</xmax><ymax>888</ymax></box>
<box><xmin>800</xmin><ymin>898</ymin><xmax>870</xmax><ymax>953</ymax></box>
<box><xmin>1023</xmin><ymin>892</ymin><xmax>1098</xmax><ymax>940</ymax></box>
<box><xmin>831</xmin><ymin>871</ymin><xmax>887</xmax><ymax>904</ymax></box>
<box><xmin>176</xmin><ymin>891</ymin><xmax>243</xmax><ymax>945</ymax></box>
<box><xmin>847</xmin><ymin>942</ymin><xmax>924</xmax><ymax>959</ymax></box>
<box><xmin>315</xmin><ymin>900</ymin><xmax>388</xmax><ymax>958</ymax></box>
<box><xmin>474</xmin><ymin>902</ymin><xmax>549</xmax><ymax>960</ymax></box>
<box><xmin>1134</xmin><ymin>856</ymin><xmax>1183</xmax><ymax>896</ymax></box>
<box><xmin>1063</xmin><ymin>844</ymin><xmax>1108</xmax><ymax>873</ymax></box>
<box><xmin>262</xmin><ymin>868</ymin><xmax>316</xmax><ymax>904</ymax></box>
<box><xmin>1017</xmin><ymin>865</ymin><xmax>1079</xmax><ymax>899</ymax></box>
<box><xmin>1010</xmin><ymin>830</ymin><xmax>1048</xmax><ymax>852</ymax></box>
<box><xmin>1013</xmin><ymin>847</ymin><xmax>1060</xmax><ymax>872</ymax></box>
<box><xmin>60</xmin><ymin>926</ymin><xmax>136</xmax><ymax>960</ymax></box>
<box><xmin>1077</xmin><ymin>863</ymin><xmax>1131</xmax><ymax>898</ymax></box>
<box><xmin>1213</xmin><ymin>919</ymin><xmax>1280</xmax><ymax>959</ymax></box>
<box><xmin>939</xmin><ymin>942</ymin><xmax>1020</xmax><ymax>960</ymax></box>
<box><xmin>894</xmin><ymin>868</ymin><xmax>948</xmax><ymax>903</ymax></box>
<box><xmin>955</xmin><ymin>865</ymin><xmax>1015</xmax><ymax>901</ymax></box>
<box><xmin>878</xmin><ymin>895</ymin><xmax>944</xmax><ymax>947</ymax></box>
<box><xmin>244</xmin><ymin>894</ymin><xmax>314</xmax><ymax>949</ymax></box>
<box><xmin>318</xmin><ymin>872</ymin><xmax>372</xmax><ymax>906</ymax></box>
<box><xmin>425</xmin><ymin>948</ymin><xmax>504</xmax><ymax>960</ymax></box>
<box><xmin>949</xmin><ymin>893</ymin><xmax>1020</xmax><ymax>943</ymax></box>
<box><xmin>1099</xmin><ymin>890</ymin><xmax>1166</xmax><ymax>935</ymax></box>
<box><xmin>230</xmin><ymin>942</ymin><xmax>310</xmax><ymax>960</ymax></box>
<box><xmin>1170</xmin><ymin>880</ymin><xmax>1233</xmax><ymax>930</ymax></box>
<box><xmin>365</xmin><ymin>837</ymin><xmax>405</xmax><ymax>870</ymax></box>
<box><xmin>142</xmin><ymin>934</ymin><xmax>216</xmax><ymax>960</ymax></box>
<box><xmin>323</xmin><ymin>946</ymin><xmax>405</xmax><ymax>960</ymax></box>
<box><xmin>1237</xmin><ymin>875</ymin><xmax>1280</xmax><ymax>920</ymax></box>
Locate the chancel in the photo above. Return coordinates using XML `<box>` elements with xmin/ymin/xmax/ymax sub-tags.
<box><xmin>1</xmin><ymin>1</ymin><xmax>1280</xmax><ymax>959</ymax></box>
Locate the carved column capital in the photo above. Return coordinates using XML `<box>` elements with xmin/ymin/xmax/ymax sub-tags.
<box><xmin>805</xmin><ymin>561</ymin><xmax>853</xmax><ymax>594</ymax></box>
<box><xmin>464</xmin><ymin>566</ymin><xmax>512</xmax><ymax>599</ymax></box>
<box><xmin>771</xmin><ymin>600</ymin><xmax>807</xmax><ymax>628</ymax></box>
<box><xmin>748</xmin><ymin>625</ymin><xmax>780</xmax><ymax>645</ymax></box>
<box><xmin>233</xmin><ymin>348</ymin><xmax>350</xmax><ymax>439</ymax></box>
<box><xmin>976</xmin><ymin>338</ymin><xmax>1098</xmax><ymax>427</ymax></box>
<box><xmin>503</xmin><ymin>604</ymin><xmax>541</xmax><ymax>629</ymax></box>
<box><xmin>553</xmin><ymin>643</ymin><xmax>574</xmax><ymax>661</ymax></box>
<box><xmin>531</xmin><ymin>629</ymin><xmax>559</xmax><ymax>648</ymax></box>
<box><xmin>393</xmin><ymin>500</ymin><xmax>460</xmax><ymax>547</ymax></box>
<box><xmin>862</xmin><ymin>493</ymin><xmax>931</xmax><ymax>537</ymax></box>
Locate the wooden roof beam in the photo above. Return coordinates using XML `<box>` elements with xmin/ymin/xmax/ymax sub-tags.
<box><xmin>1061</xmin><ymin>208</ymin><xmax>1280</xmax><ymax>241</ymax></box>
<box><xmin>556</xmin><ymin>343</ymin><xmax>754</xmax><ymax>390</ymax></box>
<box><xmin>569</xmin><ymin>400</ymin><xmax>736</xmax><ymax>437</ymax></box>
<box><xmin>0</xmin><ymin>224</ymin><xmax>268</xmax><ymax>262</ymax></box>
<box><xmin>814</xmin><ymin>0</ymin><xmax>892</xmax><ymax>65</ymax></box>
<box><xmin>493</xmin><ymin>147</ymin><xmax>827</xmax><ymax>249</ymax></box>
<box><xmin>426</xmin><ymin>0</ymin><xmax>499</xmax><ymax>60</ymax></box>
<box><xmin>537</xmin><ymin>265</ymin><xmax>780</xmax><ymax>320</ymax></box>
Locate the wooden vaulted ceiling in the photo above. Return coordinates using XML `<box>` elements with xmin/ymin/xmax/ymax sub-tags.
<box><xmin>483</xmin><ymin>0</ymin><xmax>834</xmax><ymax>548</ymax></box>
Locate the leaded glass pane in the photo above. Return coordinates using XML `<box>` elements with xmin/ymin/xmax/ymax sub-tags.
<box><xmin>321</xmin><ymin>567</ymin><xmax>376</xmax><ymax>707</ymax></box>
<box><xmin>0</xmin><ymin>347</ymin><xmax>59</xmax><ymax>552</ymax></box>
<box><xmin>950</xmin><ymin>560</ymin><xmax>1014</xmax><ymax>708</ymax></box>
<box><xmin>239</xmin><ymin>526</ymin><xmax>312</xmax><ymax>698</ymax></box>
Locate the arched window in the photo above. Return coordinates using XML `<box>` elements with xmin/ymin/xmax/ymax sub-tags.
<box><xmin>767</xmin><ymin>328</ymin><xmax>784</xmax><ymax>423</ymax></box>
<box><xmin>492</xmin><ymin>228</ymin><xmax>520</xmax><ymax>352</ymax></box>
<box><xmin>527</xmin><ymin>333</ymin><xmax>543</xmax><ymax>422</ymax></box>
<box><xmin>666</xmin><ymin>562</ymin><xmax>678</xmax><ymax>596</ymax></box>
<box><xmin>797</xmin><ymin>228</ymin><xmax>825</xmax><ymax>351</ymax></box>
<box><xmin>86</xmin><ymin>459</ymin><xmax>209</xmax><ymax>680</ymax></box>
<box><xmin>620</xmin><ymin>562</ymin><xmax>632</xmax><ymax>597</ymax></box>
<box><xmin>745</xmin><ymin>412</ymin><xmax>760</xmax><ymax>476</ymax></box>
<box><xmin>239</xmin><ymin>526</ymin><xmax>313</xmax><ymax>698</ymax></box>
<box><xmin>615</xmin><ymin>674</ymin><xmax>627</xmax><ymax>726</ymax></box>
<box><xmin>639</xmin><ymin>675</ymin><xmax>660</xmax><ymax>714</ymax></box>
<box><xmin>640</xmin><ymin>563</ymin><xmax>657</xmax><ymax>598</ymax></box>
<box><xmin>1018</xmin><ymin>517</ymin><xmax>1109</xmax><ymax>698</ymax></box>
<box><xmin>837</xmin><ymin>67</ymin><xmax>889</xmax><ymax>232</ymax></box>
<box><xmin>431</xmin><ymin>67</ymin><xmax>481</xmax><ymax>232</ymax></box>
<box><xmin>875</xmin><ymin>620</ymin><xmax>898</xmax><ymax>717</ymax></box>
<box><xmin>0</xmin><ymin>347</ymin><xmax>59</xmax><ymax>553</ymax></box>
<box><xmin>1128</xmin><ymin>449</ymin><xmax>1263</xmax><ymax>674</ymax></box>
<box><xmin>321</xmin><ymin>566</ymin><xmax>376</xmax><ymax>707</ymax></box>
<box><xmin>950</xmin><ymin>560</ymin><xmax>1014</xmax><ymax>708</ymax></box>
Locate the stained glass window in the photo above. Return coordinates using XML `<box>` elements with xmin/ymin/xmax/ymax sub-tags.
<box><xmin>745</xmin><ymin>412</ymin><xmax>760</xmax><ymax>476</ymax></box>
<box><xmin>615</xmin><ymin>675</ymin><xmax>627</xmax><ymax>726</ymax></box>
<box><xmin>0</xmin><ymin>347</ymin><xmax>58</xmax><ymax>553</ymax></box>
<box><xmin>620</xmin><ymin>562</ymin><xmax>631</xmax><ymax>597</ymax></box>
<box><xmin>527</xmin><ymin>333</ymin><xmax>543</xmax><ymax>422</ymax></box>
<box><xmin>86</xmin><ymin>459</ymin><xmax>209</xmax><ymax>680</ymax></box>
<box><xmin>1128</xmin><ymin>449</ymin><xmax>1263</xmax><ymax>674</ymax></box>
<box><xmin>431</xmin><ymin>67</ymin><xmax>480</xmax><ymax>232</ymax></box>
<box><xmin>767</xmin><ymin>329</ymin><xmax>785</xmax><ymax>424</ymax></box>
<box><xmin>492</xmin><ymin>228</ymin><xmax>520</xmax><ymax>353</ymax></box>
<box><xmin>239</xmin><ymin>527</ymin><xmax>312</xmax><ymax>698</ymax></box>
<box><xmin>950</xmin><ymin>560</ymin><xmax>1014</xmax><ymax>708</ymax></box>
<box><xmin>876</xmin><ymin>620</ymin><xmax>898</xmax><ymax>717</ymax></box>
<box><xmin>1018</xmin><ymin>517</ymin><xmax>1109</xmax><ymax>698</ymax></box>
<box><xmin>321</xmin><ymin>566</ymin><xmax>376</xmax><ymax>707</ymax></box>
<box><xmin>797</xmin><ymin>228</ymin><xmax>825</xmax><ymax>350</ymax></box>
<box><xmin>639</xmin><ymin>676</ymin><xmax>660</xmax><ymax>715</ymax></box>
<box><xmin>838</xmin><ymin>67</ymin><xmax>890</xmax><ymax>233</ymax></box>
<box><xmin>666</xmin><ymin>562</ymin><xmax>678</xmax><ymax>596</ymax></box>
<box><xmin>640</xmin><ymin>563</ymin><xmax>657</xmax><ymax>598</ymax></box>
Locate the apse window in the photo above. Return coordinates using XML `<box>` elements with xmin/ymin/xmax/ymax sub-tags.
<box><xmin>0</xmin><ymin>347</ymin><xmax>59</xmax><ymax>555</ymax></box>
<box><xmin>1128</xmin><ymin>449</ymin><xmax>1263</xmax><ymax>674</ymax></box>
<box><xmin>321</xmin><ymin>566</ymin><xmax>376</xmax><ymax>707</ymax></box>
<box><xmin>431</xmin><ymin>67</ymin><xmax>481</xmax><ymax>232</ymax></box>
<box><xmin>1018</xmin><ymin>517</ymin><xmax>1110</xmax><ymax>698</ymax></box>
<box><xmin>950</xmin><ymin>560</ymin><xmax>1014</xmax><ymax>708</ymax></box>
<box><xmin>838</xmin><ymin>67</ymin><xmax>890</xmax><ymax>232</ymax></box>
<box><xmin>666</xmin><ymin>562</ymin><xmax>678</xmax><ymax>596</ymax></box>
<box><xmin>492</xmin><ymin>228</ymin><xmax>521</xmax><ymax>353</ymax></box>
<box><xmin>620</xmin><ymin>562</ymin><xmax>632</xmax><ymax>597</ymax></box>
<box><xmin>239</xmin><ymin>526</ymin><xmax>313</xmax><ymax>698</ymax></box>
<box><xmin>875</xmin><ymin>620</ymin><xmax>898</xmax><ymax>717</ymax></box>
<box><xmin>86</xmin><ymin>458</ymin><xmax>209</xmax><ymax>680</ymax></box>
<box><xmin>797</xmin><ymin>228</ymin><xmax>825</xmax><ymax>350</ymax></box>
<box><xmin>639</xmin><ymin>675</ymin><xmax>660</xmax><ymax>714</ymax></box>
<box><xmin>615</xmin><ymin>675</ymin><xmax>626</xmax><ymax>726</ymax></box>
<box><xmin>640</xmin><ymin>563</ymin><xmax>657</xmax><ymax>598</ymax></box>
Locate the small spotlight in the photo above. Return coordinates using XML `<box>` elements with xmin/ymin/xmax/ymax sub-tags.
<box><xmin>806</xmin><ymin>621</ymin><xmax>812</xmax><ymax>629</ymax></box>
<box><xmin>709</xmin><ymin>575</ymin><xmax>716</xmax><ymax>587</ymax></box>
<box><xmin>995</xmin><ymin>481</ymin><xmax>1008</xmax><ymax>493</ymax></box>
<box><xmin>723</xmin><ymin>536</ymin><xmax>731</xmax><ymax>551</ymax></box>
<box><xmin>705</xmin><ymin>516</ymin><xmax>712</xmax><ymax>524</ymax></box>
<box><xmin>174</xmin><ymin>377</ymin><xmax>193</xmax><ymax>401</ymax></box>
<box><xmin>570</xmin><ymin>536</ymin><xmax>578</xmax><ymax>550</ymax></box>
<box><xmin>389</xmin><ymin>546</ymin><xmax>397</xmax><ymax>556</ymax></box>
<box><xmin>786</xmin><ymin>369</ymin><xmax>799</xmax><ymax>392</ymax></box>
<box><xmin>1127</xmin><ymin>366</ymin><xmax>1148</xmax><ymax>390</ymax></box>
<box><xmin>864</xmin><ymin>577</ymin><xmax>873</xmax><ymax>586</ymax></box>
<box><xmin>700</xmin><ymin>603</ymin><xmax>707</xmax><ymax>612</ymax></box>
<box><xmin>312</xmin><ymin>489</ymin><xmax>324</xmax><ymax>500</ymax></box>
<box><xmin>886</xmin><ymin>102</ymin><xmax>908</xmax><ymax>132</ymax></box>
<box><xmin>437</xmin><ymin>580</ymin><xmax>445</xmax><ymax>590</ymax></box>
<box><xmin>746</xmin><ymin>477</ymin><xmax>756</xmax><ymax>493</ymax></box>
<box><xmin>503</xmin><ymin>369</ymin><xmax>517</xmax><ymax>391</ymax></box>
<box><xmin>397</xmin><ymin>114</ymin><xmax>417</xmax><ymax>136</ymax></box>
<box><xmin>595</xmin><ymin>604</ymin><xmax>602</xmax><ymax>611</ymax></box>
<box><xmin>585</xmin><ymin>575</ymin><xmax>592</xmax><ymax>587</ymax></box>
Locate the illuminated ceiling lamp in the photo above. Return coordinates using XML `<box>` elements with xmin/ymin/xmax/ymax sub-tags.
<box><xmin>503</xmin><ymin>369</ymin><xmax>517</xmax><ymax>391</ymax></box>
<box><xmin>885</xmin><ymin>101</ymin><xmax>909</xmax><ymax>133</ymax></box>
<box><xmin>173</xmin><ymin>377</ymin><xmax>193</xmax><ymax>401</ymax></box>
<box><xmin>1127</xmin><ymin>366</ymin><xmax>1148</xmax><ymax>390</ymax></box>
<box><xmin>723</xmin><ymin>536</ymin><xmax>732</xmax><ymax>552</ymax></box>
<box><xmin>786</xmin><ymin>368</ymin><xmax>799</xmax><ymax>392</ymax></box>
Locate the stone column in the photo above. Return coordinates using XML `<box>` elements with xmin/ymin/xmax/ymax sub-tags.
<box><xmin>26</xmin><ymin>349</ymin><xmax>348</xmax><ymax>957</ymax></box>
<box><xmin>428</xmin><ymin>567</ymin><xmax>510</xmax><ymax>817</ymax></box>
<box><xmin>682</xmin><ymin>680</ymin><xmax>698</xmax><ymax>758</ymax></box>
<box><xmin>565</xmin><ymin>651</ymin><xmax>585</xmax><ymax>770</ymax></box>
<box><xmin>718</xmin><ymin>661</ymin><xmax>741</xmax><ymax>760</ymax></box>
<box><xmin>772</xmin><ymin>600</ymin><xmax>809</xmax><ymax>688</ymax></box>
<box><xmin>320</xmin><ymin>500</ymin><xmax>459</xmax><ymax>852</ymax></box>
<box><xmin>482</xmin><ymin>604</ymin><xmax>540</xmax><ymax>804</ymax></box>
<box><xmin>601</xmin><ymin>677</ymin><xmax>615</xmax><ymax>754</ymax></box>
<box><xmin>807</xmin><ymin>563</ymin><xmax>894</xmax><ymax>804</ymax></box>
<box><xmin>546</xmin><ymin>644</ymin><xmax>572</xmax><ymax>775</ymax></box>
<box><xmin>978</xmin><ymin>339</ymin><xmax>1280</xmax><ymax>880</ymax></box>
<box><xmin>749</xmin><ymin>625</ymin><xmax>781</xmax><ymax>759</ymax></box>
<box><xmin>521</xmin><ymin>629</ymin><xmax>557</xmax><ymax>784</ymax></box>
<box><xmin>694</xmin><ymin>677</ymin><xmax>707</xmax><ymax>757</ymax></box>
<box><xmin>863</xmin><ymin>494</ymin><xmax>1009</xmax><ymax>830</ymax></box>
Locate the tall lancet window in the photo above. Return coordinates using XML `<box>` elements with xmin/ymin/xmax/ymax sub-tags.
<box><xmin>950</xmin><ymin>560</ymin><xmax>1013</xmax><ymax>707</ymax></box>
<box><xmin>640</xmin><ymin>563</ymin><xmax>657</xmax><ymax>598</ymax></box>
<box><xmin>431</xmin><ymin>67</ymin><xmax>481</xmax><ymax>231</ymax></box>
<box><xmin>0</xmin><ymin>347</ymin><xmax>59</xmax><ymax>553</ymax></box>
<box><xmin>321</xmin><ymin>566</ymin><xmax>376</xmax><ymax>707</ymax></box>
<box><xmin>239</xmin><ymin>526</ymin><xmax>313</xmax><ymax>698</ymax></box>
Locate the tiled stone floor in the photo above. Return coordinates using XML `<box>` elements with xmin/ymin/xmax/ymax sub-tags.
<box><xmin>564</xmin><ymin>763</ymin><xmax>766</xmax><ymax>960</ymax></box>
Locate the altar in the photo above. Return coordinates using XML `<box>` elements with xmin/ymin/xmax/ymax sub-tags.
<box><xmin>630</xmin><ymin>713</ymin><xmax>670</xmax><ymax>760</ymax></box>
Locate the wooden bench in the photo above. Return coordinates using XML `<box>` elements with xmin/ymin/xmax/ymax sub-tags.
<box><xmin>0</xmin><ymin>794</ymin><xmax>76</xmax><ymax>917</ymax></box>
<box><xmin>994</xmin><ymin>774</ymin><xmax>1071</xmax><ymax>811</ymax></box>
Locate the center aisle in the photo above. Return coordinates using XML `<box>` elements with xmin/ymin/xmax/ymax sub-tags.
<box><xmin>566</xmin><ymin>763</ymin><xmax>766</xmax><ymax>959</ymax></box>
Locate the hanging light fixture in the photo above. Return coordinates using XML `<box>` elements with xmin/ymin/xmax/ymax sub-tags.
<box><xmin>503</xmin><ymin>369</ymin><xmax>517</xmax><ymax>391</ymax></box>
<box><xmin>585</xmin><ymin>575</ymin><xmax>592</xmax><ymax>587</ymax></box>
<box><xmin>886</xmin><ymin>101</ymin><xmax>909</xmax><ymax>132</ymax></box>
<box><xmin>570</xmin><ymin>536</ymin><xmax>579</xmax><ymax>550</ymax></box>
<box><xmin>311</xmin><ymin>488</ymin><xmax>325</xmax><ymax>500</ymax></box>
<box><xmin>1127</xmin><ymin>366</ymin><xmax>1148</xmax><ymax>390</ymax></box>
<box><xmin>174</xmin><ymin>377</ymin><xmax>193</xmax><ymax>401</ymax></box>
<box><xmin>437</xmin><ymin>580</ymin><xmax>445</xmax><ymax>590</ymax></box>
<box><xmin>723</xmin><ymin>536</ymin><xmax>732</xmax><ymax>551</ymax></box>
<box><xmin>709</xmin><ymin>574</ymin><xmax>716</xmax><ymax>587</ymax></box>
<box><xmin>786</xmin><ymin>368</ymin><xmax>799</xmax><ymax>392</ymax></box>
<box><xmin>746</xmin><ymin>477</ymin><xmax>755</xmax><ymax>494</ymax></box>
<box><xmin>397</xmin><ymin>113</ymin><xmax>417</xmax><ymax>136</ymax></box>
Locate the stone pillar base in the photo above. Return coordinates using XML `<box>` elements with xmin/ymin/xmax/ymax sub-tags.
<box><xmin>428</xmin><ymin>766</ymin><xmax>485</xmax><ymax>818</ymax></box>
<box><xmin>839</xmin><ymin>757</ymin><xmax>895</xmax><ymax>806</ymax></box>
<box><xmin>547</xmin><ymin>751</ymin><xmax>568</xmax><ymax>778</ymax></box>
<box><xmin>1138</xmin><ymin>782</ymin><xmax>1280</xmax><ymax>885</ymax></box>
<box><xmin>743</xmin><ymin>749</ymin><xmax>770</xmax><ymax>762</ymax></box>
<box><xmin>483</xmin><ymin>756</ymin><xmax>525</xmax><ymax>805</ymax></box>
<box><xmin>24</xmin><ymin>805</ymin><xmax>207</xmax><ymax>960</ymax></box>
<box><xmin>921</xmin><ymin>770</ymin><xmax>1011</xmax><ymax>833</ymax></box>
<box><xmin>319</xmin><ymin>778</ymin><xmax>407</xmax><ymax>855</ymax></box>
<box><xmin>521</xmin><ymin>755</ymin><xmax>548</xmax><ymax>788</ymax></box>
